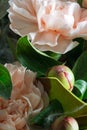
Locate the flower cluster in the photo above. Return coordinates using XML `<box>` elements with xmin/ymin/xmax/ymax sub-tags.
<box><xmin>0</xmin><ymin>0</ymin><xmax>87</xmax><ymax>130</ymax></box>
<box><xmin>0</xmin><ymin>62</ymin><xmax>49</xmax><ymax>130</ymax></box>
<box><xmin>8</xmin><ymin>0</ymin><xmax>87</xmax><ymax>53</ymax></box>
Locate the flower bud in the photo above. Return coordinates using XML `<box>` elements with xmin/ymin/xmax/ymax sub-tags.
<box><xmin>51</xmin><ymin>116</ymin><xmax>79</xmax><ymax>130</ymax></box>
<box><xmin>47</xmin><ymin>65</ymin><xmax>75</xmax><ymax>91</ymax></box>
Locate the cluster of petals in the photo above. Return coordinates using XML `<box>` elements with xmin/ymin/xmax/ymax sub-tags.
<box><xmin>8</xmin><ymin>0</ymin><xmax>87</xmax><ymax>53</ymax></box>
<box><xmin>0</xmin><ymin>62</ymin><xmax>49</xmax><ymax>130</ymax></box>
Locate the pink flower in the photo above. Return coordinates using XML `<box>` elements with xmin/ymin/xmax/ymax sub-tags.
<box><xmin>0</xmin><ymin>97</ymin><xmax>30</xmax><ymax>130</ymax></box>
<box><xmin>8</xmin><ymin>0</ymin><xmax>87</xmax><ymax>53</ymax></box>
<box><xmin>5</xmin><ymin>62</ymin><xmax>49</xmax><ymax>112</ymax></box>
<box><xmin>5</xmin><ymin>62</ymin><xmax>37</xmax><ymax>100</ymax></box>
<box><xmin>0</xmin><ymin>62</ymin><xmax>49</xmax><ymax>130</ymax></box>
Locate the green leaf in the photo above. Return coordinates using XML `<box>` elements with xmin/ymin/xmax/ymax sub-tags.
<box><xmin>0</xmin><ymin>63</ymin><xmax>12</xmax><ymax>99</ymax></box>
<box><xmin>44</xmin><ymin>51</ymin><xmax>61</xmax><ymax>61</ymax></box>
<box><xmin>0</xmin><ymin>0</ymin><xmax>9</xmax><ymax>19</ymax></box>
<box><xmin>29</xmin><ymin>99</ymin><xmax>63</xmax><ymax>127</ymax></box>
<box><xmin>16</xmin><ymin>36</ymin><xmax>59</xmax><ymax>77</ymax></box>
<box><xmin>72</xmin><ymin>80</ymin><xmax>87</xmax><ymax>100</ymax></box>
<box><xmin>72</xmin><ymin>50</ymin><xmax>87</xmax><ymax>81</ymax></box>
<box><xmin>59</xmin><ymin>41</ymin><xmax>84</xmax><ymax>69</ymax></box>
<box><xmin>39</xmin><ymin>77</ymin><xmax>87</xmax><ymax>118</ymax></box>
<box><xmin>83</xmin><ymin>88</ymin><xmax>87</xmax><ymax>101</ymax></box>
<box><xmin>77</xmin><ymin>0</ymin><xmax>82</xmax><ymax>7</ymax></box>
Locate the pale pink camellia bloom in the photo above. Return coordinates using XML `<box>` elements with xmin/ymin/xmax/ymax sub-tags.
<box><xmin>0</xmin><ymin>62</ymin><xmax>49</xmax><ymax>130</ymax></box>
<box><xmin>8</xmin><ymin>0</ymin><xmax>87</xmax><ymax>54</ymax></box>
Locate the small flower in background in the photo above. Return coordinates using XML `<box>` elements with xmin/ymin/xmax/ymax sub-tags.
<box><xmin>8</xmin><ymin>0</ymin><xmax>87</xmax><ymax>54</ymax></box>
<box><xmin>0</xmin><ymin>62</ymin><xmax>49</xmax><ymax>130</ymax></box>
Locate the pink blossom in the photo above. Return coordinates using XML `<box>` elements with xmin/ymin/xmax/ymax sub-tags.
<box><xmin>0</xmin><ymin>62</ymin><xmax>49</xmax><ymax>130</ymax></box>
<box><xmin>8</xmin><ymin>0</ymin><xmax>87</xmax><ymax>53</ymax></box>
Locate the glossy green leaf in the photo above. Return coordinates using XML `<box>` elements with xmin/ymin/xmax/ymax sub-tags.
<box><xmin>59</xmin><ymin>40</ymin><xmax>84</xmax><ymax>69</ymax></box>
<box><xmin>44</xmin><ymin>51</ymin><xmax>61</xmax><ymax>61</ymax></box>
<box><xmin>72</xmin><ymin>80</ymin><xmax>87</xmax><ymax>100</ymax></box>
<box><xmin>16</xmin><ymin>36</ymin><xmax>59</xmax><ymax>77</ymax></box>
<box><xmin>83</xmin><ymin>88</ymin><xmax>87</xmax><ymax>101</ymax></box>
<box><xmin>0</xmin><ymin>63</ymin><xmax>12</xmax><ymax>99</ymax></box>
<box><xmin>40</xmin><ymin>77</ymin><xmax>87</xmax><ymax>118</ymax></box>
<box><xmin>73</xmin><ymin>51</ymin><xmax>87</xmax><ymax>81</ymax></box>
<box><xmin>0</xmin><ymin>0</ymin><xmax>9</xmax><ymax>19</ymax></box>
<box><xmin>29</xmin><ymin>99</ymin><xmax>63</xmax><ymax>127</ymax></box>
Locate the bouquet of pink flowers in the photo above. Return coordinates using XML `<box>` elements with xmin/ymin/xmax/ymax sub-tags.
<box><xmin>0</xmin><ymin>0</ymin><xmax>87</xmax><ymax>130</ymax></box>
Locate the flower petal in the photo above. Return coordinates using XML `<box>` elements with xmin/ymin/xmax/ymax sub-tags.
<box><xmin>8</xmin><ymin>0</ymin><xmax>87</xmax><ymax>53</ymax></box>
<box><xmin>8</xmin><ymin>0</ymin><xmax>38</xmax><ymax>36</ymax></box>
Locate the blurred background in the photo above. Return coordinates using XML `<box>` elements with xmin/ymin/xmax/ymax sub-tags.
<box><xmin>0</xmin><ymin>0</ymin><xmax>19</xmax><ymax>64</ymax></box>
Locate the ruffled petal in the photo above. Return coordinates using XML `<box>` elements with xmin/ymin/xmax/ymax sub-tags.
<box><xmin>29</xmin><ymin>31</ymin><xmax>79</xmax><ymax>53</ymax></box>
<box><xmin>8</xmin><ymin>0</ymin><xmax>87</xmax><ymax>53</ymax></box>
<box><xmin>8</xmin><ymin>0</ymin><xmax>38</xmax><ymax>36</ymax></box>
<box><xmin>29</xmin><ymin>31</ymin><xmax>60</xmax><ymax>47</ymax></box>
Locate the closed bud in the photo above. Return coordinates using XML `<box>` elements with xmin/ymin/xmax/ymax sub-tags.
<box><xmin>51</xmin><ymin>116</ymin><xmax>79</xmax><ymax>130</ymax></box>
<box><xmin>47</xmin><ymin>65</ymin><xmax>75</xmax><ymax>91</ymax></box>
